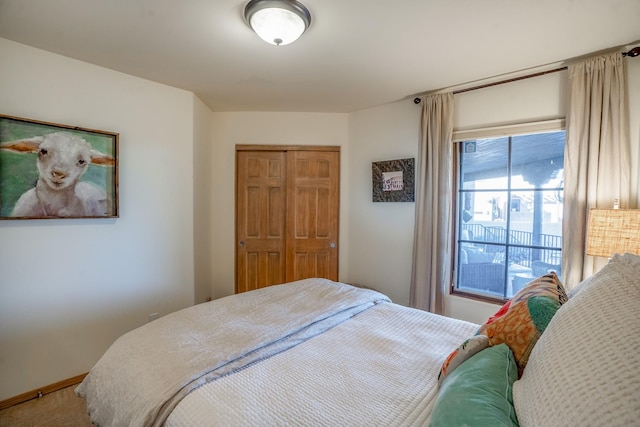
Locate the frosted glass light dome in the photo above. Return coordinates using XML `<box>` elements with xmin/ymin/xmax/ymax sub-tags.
<box><xmin>244</xmin><ymin>0</ymin><xmax>311</xmax><ymax>46</ymax></box>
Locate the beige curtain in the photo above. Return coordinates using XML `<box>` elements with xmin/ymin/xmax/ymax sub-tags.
<box><xmin>410</xmin><ymin>93</ymin><xmax>454</xmax><ymax>313</ymax></box>
<box><xmin>562</xmin><ymin>52</ymin><xmax>631</xmax><ymax>288</ymax></box>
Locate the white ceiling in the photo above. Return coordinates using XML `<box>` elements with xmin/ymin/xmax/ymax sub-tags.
<box><xmin>0</xmin><ymin>0</ymin><xmax>639</xmax><ymax>113</ymax></box>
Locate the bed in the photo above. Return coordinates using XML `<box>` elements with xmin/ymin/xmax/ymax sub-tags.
<box><xmin>76</xmin><ymin>253</ymin><xmax>640</xmax><ymax>426</ymax></box>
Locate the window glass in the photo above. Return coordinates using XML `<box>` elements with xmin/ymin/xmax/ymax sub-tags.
<box><xmin>454</xmin><ymin>130</ymin><xmax>564</xmax><ymax>300</ymax></box>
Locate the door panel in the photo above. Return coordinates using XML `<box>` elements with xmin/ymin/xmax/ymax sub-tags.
<box><xmin>286</xmin><ymin>150</ymin><xmax>339</xmax><ymax>282</ymax></box>
<box><xmin>236</xmin><ymin>151</ymin><xmax>287</xmax><ymax>293</ymax></box>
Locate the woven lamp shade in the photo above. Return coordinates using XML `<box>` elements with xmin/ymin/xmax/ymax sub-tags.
<box><xmin>586</xmin><ymin>209</ymin><xmax>640</xmax><ymax>257</ymax></box>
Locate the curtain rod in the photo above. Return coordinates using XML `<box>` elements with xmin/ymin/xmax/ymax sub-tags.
<box><xmin>452</xmin><ymin>66</ymin><xmax>566</xmax><ymax>95</ymax></box>
<box><xmin>412</xmin><ymin>66</ymin><xmax>566</xmax><ymax>104</ymax></box>
<box><xmin>413</xmin><ymin>44</ymin><xmax>640</xmax><ymax>104</ymax></box>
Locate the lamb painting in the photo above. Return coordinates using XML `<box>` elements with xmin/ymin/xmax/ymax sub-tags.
<box><xmin>0</xmin><ymin>115</ymin><xmax>118</xmax><ymax>219</ymax></box>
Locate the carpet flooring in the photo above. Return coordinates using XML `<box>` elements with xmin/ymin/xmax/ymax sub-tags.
<box><xmin>0</xmin><ymin>385</ymin><xmax>92</xmax><ymax>427</ymax></box>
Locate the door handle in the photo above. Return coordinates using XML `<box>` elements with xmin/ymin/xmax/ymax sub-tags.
<box><xmin>239</xmin><ymin>241</ymin><xmax>245</xmax><ymax>247</ymax></box>
<box><xmin>330</xmin><ymin>242</ymin><xmax>336</xmax><ymax>248</ymax></box>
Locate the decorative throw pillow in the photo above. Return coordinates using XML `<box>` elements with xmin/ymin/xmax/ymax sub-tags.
<box><xmin>486</xmin><ymin>299</ymin><xmax>512</xmax><ymax>325</ymax></box>
<box><xmin>566</xmin><ymin>274</ymin><xmax>594</xmax><ymax>299</ymax></box>
<box><xmin>477</xmin><ymin>272</ymin><xmax>567</xmax><ymax>377</ymax></box>
<box><xmin>437</xmin><ymin>334</ymin><xmax>489</xmax><ymax>386</ymax></box>
<box><xmin>513</xmin><ymin>253</ymin><xmax>640</xmax><ymax>427</ymax></box>
<box><xmin>430</xmin><ymin>344</ymin><xmax>519</xmax><ymax>427</ymax></box>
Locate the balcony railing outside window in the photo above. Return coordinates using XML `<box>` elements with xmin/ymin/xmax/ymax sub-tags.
<box><xmin>454</xmin><ymin>131</ymin><xmax>565</xmax><ymax>300</ymax></box>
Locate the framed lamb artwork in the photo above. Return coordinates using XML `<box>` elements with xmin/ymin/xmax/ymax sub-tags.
<box><xmin>0</xmin><ymin>114</ymin><xmax>119</xmax><ymax>219</ymax></box>
<box><xmin>372</xmin><ymin>158</ymin><xmax>415</xmax><ymax>202</ymax></box>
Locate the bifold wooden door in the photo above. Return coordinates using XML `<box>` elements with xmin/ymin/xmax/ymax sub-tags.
<box><xmin>236</xmin><ymin>146</ymin><xmax>340</xmax><ymax>293</ymax></box>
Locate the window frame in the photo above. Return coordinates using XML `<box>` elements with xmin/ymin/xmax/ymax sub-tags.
<box><xmin>449</xmin><ymin>119</ymin><xmax>565</xmax><ymax>303</ymax></box>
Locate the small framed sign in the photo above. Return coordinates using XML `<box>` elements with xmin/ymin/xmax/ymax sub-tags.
<box><xmin>372</xmin><ymin>158</ymin><xmax>415</xmax><ymax>202</ymax></box>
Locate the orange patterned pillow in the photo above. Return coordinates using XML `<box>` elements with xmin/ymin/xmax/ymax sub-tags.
<box><xmin>485</xmin><ymin>299</ymin><xmax>511</xmax><ymax>326</ymax></box>
<box><xmin>477</xmin><ymin>272</ymin><xmax>567</xmax><ymax>377</ymax></box>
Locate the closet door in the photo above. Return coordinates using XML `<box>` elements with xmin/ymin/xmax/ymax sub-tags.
<box><xmin>286</xmin><ymin>150</ymin><xmax>339</xmax><ymax>282</ymax></box>
<box><xmin>236</xmin><ymin>150</ymin><xmax>287</xmax><ymax>293</ymax></box>
<box><xmin>236</xmin><ymin>146</ymin><xmax>339</xmax><ymax>293</ymax></box>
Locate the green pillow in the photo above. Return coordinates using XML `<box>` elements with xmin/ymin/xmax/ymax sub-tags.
<box><xmin>429</xmin><ymin>344</ymin><xmax>519</xmax><ymax>427</ymax></box>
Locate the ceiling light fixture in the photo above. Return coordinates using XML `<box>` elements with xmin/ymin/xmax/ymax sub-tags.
<box><xmin>244</xmin><ymin>0</ymin><xmax>311</xmax><ymax>46</ymax></box>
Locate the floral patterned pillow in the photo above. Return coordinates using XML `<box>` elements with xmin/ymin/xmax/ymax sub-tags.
<box><xmin>437</xmin><ymin>334</ymin><xmax>489</xmax><ymax>386</ymax></box>
<box><xmin>477</xmin><ymin>272</ymin><xmax>568</xmax><ymax>377</ymax></box>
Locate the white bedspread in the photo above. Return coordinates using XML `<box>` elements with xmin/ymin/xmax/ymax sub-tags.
<box><xmin>76</xmin><ymin>278</ymin><xmax>390</xmax><ymax>427</ymax></box>
<box><xmin>167</xmin><ymin>299</ymin><xmax>478</xmax><ymax>426</ymax></box>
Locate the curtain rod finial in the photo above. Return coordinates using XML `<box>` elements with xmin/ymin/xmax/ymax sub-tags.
<box><xmin>623</xmin><ymin>46</ymin><xmax>640</xmax><ymax>57</ymax></box>
<box><xmin>414</xmin><ymin>98</ymin><xmax>421</xmax><ymax>104</ymax></box>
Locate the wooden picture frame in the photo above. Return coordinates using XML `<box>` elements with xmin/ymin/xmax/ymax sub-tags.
<box><xmin>372</xmin><ymin>158</ymin><xmax>415</xmax><ymax>202</ymax></box>
<box><xmin>0</xmin><ymin>114</ymin><xmax>119</xmax><ymax>219</ymax></box>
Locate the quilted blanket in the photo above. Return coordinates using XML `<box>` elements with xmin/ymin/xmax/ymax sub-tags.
<box><xmin>76</xmin><ymin>278</ymin><xmax>390</xmax><ymax>426</ymax></box>
<box><xmin>166</xmin><ymin>299</ymin><xmax>479</xmax><ymax>426</ymax></box>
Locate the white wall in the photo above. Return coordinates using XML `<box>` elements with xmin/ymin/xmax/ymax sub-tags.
<box><xmin>452</xmin><ymin>71</ymin><xmax>567</xmax><ymax>131</ymax></box>
<box><xmin>208</xmin><ymin>112</ymin><xmax>350</xmax><ymax>299</ymax></box>
<box><xmin>0</xmin><ymin>39</ymin><xmax>196</xmax><ymax>400</ymax></box>
<box><xmin>193</xmin><ymin>95</ymin><xmax>214</xmax><ymax>304</ymax></box>
<box><xmin>348</xmin><ymin>101</ymin><xmax>420</xmax><ymax>305</ymax></box>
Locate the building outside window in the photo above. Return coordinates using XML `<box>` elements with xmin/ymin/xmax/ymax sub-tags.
<box><xmin>453</xmin><ymin>129</ymin><xmax>565</xmax><ymax>301</ymax></box>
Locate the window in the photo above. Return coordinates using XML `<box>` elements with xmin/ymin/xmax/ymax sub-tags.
<box><xmin>453</xmin><ymin>128</ymin><xmax>565</xmax><ymax>301</ymax></box>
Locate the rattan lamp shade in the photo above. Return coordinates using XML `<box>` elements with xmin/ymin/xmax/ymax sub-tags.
<box><xmin>585</xmin><ymin>209</ymin><xmax>640</xmax><ymax>257</ymax></box>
